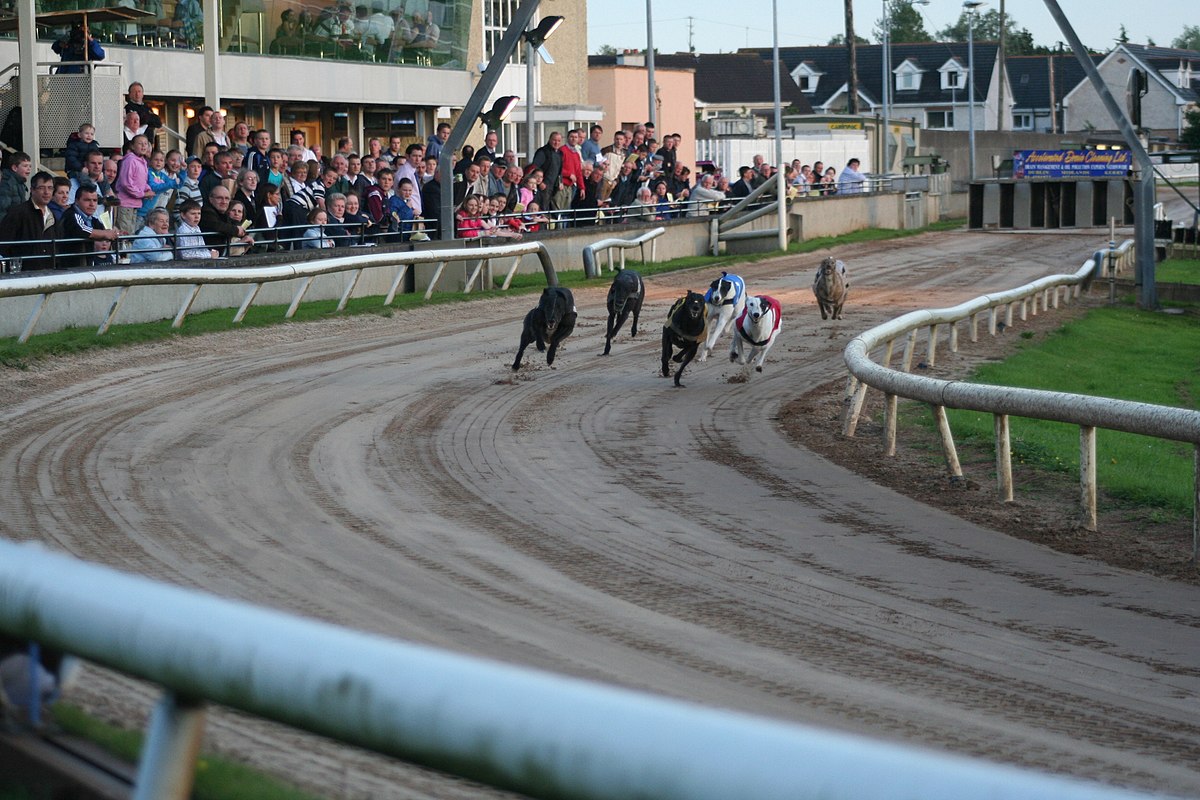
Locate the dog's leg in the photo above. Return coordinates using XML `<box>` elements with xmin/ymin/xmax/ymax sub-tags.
<box><xmin>698</xmin><ymin>307</ymin><xmax>718</xmax><ymax>362</ymax></box>
<box><xmin>660</xmin><ymin>328</ymin><xmax>673</xmax><ymax>377</ymax></box>
<box><xmin>547</xmin><ymin>332</ymin><xmax>561</xmax><ymax>366</ymax></box>
<box><xmin>512</xmin><ymin>329</ymin><xmax>532</xmax><ymax>371</ymax></box>
<box><xmin>602</xmin><ymin>309</ymin><xmax>617</xmax><ymax>356</ymax></box>
<box><xmin>629</xmin><ymin>301</ymin><xmax>641</xmax><ymax>338</ymax></box>
<box><xmin>674</xmin><ymin>343</ymin><xmax>699</xmax><ymax>387</ymax></box>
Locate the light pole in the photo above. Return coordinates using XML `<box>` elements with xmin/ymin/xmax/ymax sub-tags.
<box><xmin>523</xmin><ymin>15</ymin><xmax>563</xmax><ymax>168</ymax></box>
<box><xmin>645</xmin><ymin>0</ymin><xmax>656</xmax><ymax>128</ymax></box>
<box><xmin>881</xmin><ymin>0</ymin><xmax>928</xmax><ymax>173</ymax></box>
<box><xmin>964</xmin><ymin>0</ymin><xmax>984</xmax><ymax>182</ymax></box>
<box><xmin>771</xmin><ymin>0</ymin><xmax>782</xmax><ymax>168</ymax></box>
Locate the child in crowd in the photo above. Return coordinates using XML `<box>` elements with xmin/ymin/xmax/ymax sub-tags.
<box><xmin>175</xmin><ymin>200</ymin><xmax>218</xmax><ymax>259</ymax></box>
<box><xmin>175</xmin><ymin>157</ymin><xmax>204</xmax><ymax>222</ymax></box>
<box><xmin>142</xmin><ymin>149</ymin><xmax>179</xmax><ymax>220</ymax></box>
<box><xmin>388</xmin><ymin>177</ymin><xmax>422</xmax><ymax>242</ymax></box>
<box><xmin>65</xmin><ymin>123</ymin><xmax>102</xmax><ymax>180</ymax></box>
<box><xmin>301</xmin><ymin>207</ymin><xmax>335</xmax><ymax>248</ymax></box>
<box><xmin>520</xmin><ymin>201</ymin><xmax>549</xmax><ymax>232</ymax></box>
<box><xmin>90</xmin><ymin>238</ymin><xmax>118</xmax><ymax>266</ymax></box>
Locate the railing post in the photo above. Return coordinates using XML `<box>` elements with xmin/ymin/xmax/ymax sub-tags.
<box><xmin>843</xmin><ymin>381</ymin><xmax>869</xmax><ymax>438</ymax></box>
<box><xmin>1193</xmin><ymin>444</ymin><xmax>1198</xmax><ymax>565</ymax></box>
<box><xmin>1005</xmin><ymin>302</ymin><xmax>1014</xmax><ymax>329</ymax></box>
<box><xmin>926</xmin><ymin>324</ymin><xmax>939</xmax><ymax>367</ymax></box>
<box><xmin>901</xmin><ymin>329</ymin><xmax>918</xmax><ymax>372</ymax></box>
<box><xmin>133</xmin><ymin>691</ymin><xmax>206</xmax><ymax>800</ymax></box>
<box><xmin>1080</xmin><ymin>425</ymin><xmax>1097</xmax><ymax>531</ymax></box>
<box><xmin>233</xmin><ymin>283</ymin><xmax>263</xmax><ymax>322</ymax></box>
<box><xmin>995</xmin><ymin>414</ymin><xmax>1013</xmax><ymax>503</ymax></box>
<box><xmin>286</xmin><ymin>276</ymin><xmax>315</xmax><ymax>318</ymax></box>
<box><xmin>19</xmin><ymin>293</ymin><xmax>49</xmax><ymax>344</ymax></box>
<box><xmin>884</xmin><ymin>393</ymin><xmax>898</xmax><ymax>456</ymax></box>
<box><xmin>988</xmin><ymin>307</ymin><xmax>998</xmax><ymax>336</ymax></box>
<box><xmin>384</xmin><ymin>264</ymin><xmax>410</xmax><ymax>305</ymax></box>
<box><xmin>97</xmin><ymin>286</ymin><xmax>130</xmax><ymax>336</ymax></box>
<box><xmin>172</xmin><ymin>285</ymin><xmax>202</xmax><ymax>329</ymax></box>
<box><xmin>337</xmin><ymin>269</ymin><xmax>363</xmax><ymax>309</ymax></box>
<box><xmin>970</xmin><ymin>312</ymin><xmax>979</xmax><ymax>343</ymax></box>
<box><xmin>931</xmin><ymin>405</ymin><xmax>963</xmax><ymax>480</ymax></box>
<box><xmin>949</xmin><ymin>321</ymin><xmax>959</xmax><ymax>353</ymax></box>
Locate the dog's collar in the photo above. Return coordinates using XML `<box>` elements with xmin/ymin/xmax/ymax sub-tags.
<box><xmin>736</xmin><ymin>324</ymin><xmax>772</xmax><ymax>347</ymax></box>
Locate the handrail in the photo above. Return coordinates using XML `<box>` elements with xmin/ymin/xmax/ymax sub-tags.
<box><xmin>580</xmin><ymin>226</ymin><xmax>665</xmax><ymax>278</ymax></box>
<box><xmin>0</xmin><ymin>240</ymin><xmax>558</xmax><ymax>343</ymax></box>
<box><xmin>842</xmin><ymin>240</ymin><xmax>1200</xmax><ymax>547</ymax></box>
<box><xmin>0</xmin><ymin>540</ymin><xmax>1164</xmax><ymax>800</ymax></box>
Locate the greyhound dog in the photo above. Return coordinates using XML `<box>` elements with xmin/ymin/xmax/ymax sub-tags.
<box><xmin>601</xmin><ymin>269</ymin><xmax>645</xmax><ymax>355</ymax></box>
<box><xmin>512</xmin><ymin>286</ymin><xmax>577</xmax><ymax>370</ymax></box>
<box><xmin>812</xmin><ymin>256</ymin><xmax>848</xmax><ymax>320</ymax></box>
<box><xmin>698</xmin><ymin>271</ymin><xmax>746</xmax><ymax>362</ymax></box>
<box><xmin>661</xmin><ymin>291</ymin><xmax>707</xmax><ymax>387</ymax></box>
<box><xmin>730</xmin><ymin>295</ymin><xmax>783</xmax><ymax>373</ymax></box>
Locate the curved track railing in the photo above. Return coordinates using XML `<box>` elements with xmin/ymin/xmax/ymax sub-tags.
<box><xmin>842</xmin><ymin>240</ymin><xmax>1200</xmax><ymax>552</ymax></box>
<box><xmin>581</xmin><ymin>226</ymin><xmax>665</xmax><ymax>278</ymax></box>
<box><xmin>0</xmin><ymin>541</ymin><xmax>1167</xmax><ymax>800</ymax></box>
<box><xmin>0</xmin><ymin>241</ymin><xmax>559</xmax><ymax>344</ymax></box>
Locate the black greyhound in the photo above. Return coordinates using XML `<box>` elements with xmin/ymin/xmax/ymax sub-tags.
<box><xmin>661</xmin><ymin>291</ymin><xmax>707</xmax><ymax>387</ymax></box>
<box><xmin>512</xmin><ymin>286</ymin><xmax>577</xmax><ymax>371</ymax></box>
<box><xmin>601</xmin><ymin>269</ymin><xmax>645</xmax><ymax>356</ymax></box>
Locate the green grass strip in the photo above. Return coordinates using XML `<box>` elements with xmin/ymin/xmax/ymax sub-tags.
<box><xmin>0</xmin><ymin>220</ymin><xmax>965</xmax><ymax>369</ymax></box>
<box><xmin>1156</xmin><ymin>257</ymin><xmax>1200</xmax><ymax>284</ymax></box>
<box><xmin>48</xmin><ymin>704</ymin><xmax>326</xmax><ymax>800</ymax></box>
<box><xmin>919</xmin><ymin>306</ymin><xmax>1200</xmax><ymax>513</ymax></box>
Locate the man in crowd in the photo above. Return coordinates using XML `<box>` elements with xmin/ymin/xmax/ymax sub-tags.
<box><xmin>686</xmin><ymin>173</ymin><xmax>726</xmax><ymax>217</ymax></box>
<box><xmin>838</xmin><ymin>158</ymin><xmax>866</xmax><ymax>194</ymax></box>
<box><xmin>478</xmin><ymin>130</ymin><xmax>499</xmax><ymax>162</ymax></box>
<box><xmin>124</xmin><ymin>82</ymin><xmax>162</xmax><ymax>136</ymax></box>
<box><xmin>249</xmin><ymin>129</ymin><xmax>273</xmax><ymax>173</ymax></box>
<box><xmin>200</xmin><ymin>185</ymin><xmax>254</xmax><ymax>254</ymax></box>
<box><xmin>601</xmin><ymin>129</ymin><xmax>628</xmax><ymax>160</ymax></box>
<box><xmin>0</xmin><ymin>171</ymin><xmax>57</xmax><ymax>266</ymax></box>
<box><xmin>200</xmin><ymin>150</ymin><xmax>236</xmax><ymax>200</ymax></box>
<box><xmin>392</xmin><ymin>144</ymin><xmax>424</xmax><ymax>214</ymax></box>
<box><xmin>730</xmin><ymin>165</ymin><xmax>755</xmax><ymax>198</ymax></box>
<box><xmin>229</xmin><ymin>122</ymin><xmax>252</xmax><ymax>157</ymax></box>
<box><xmin>531</xmin><ymin>131</ymin><xmax>563</xmax><ymax>211</ymax></box>
<box><xmin>58</xmin><ymin>181</ymin><xmax>119</xmax><ymax>269</ymax></box>
<box><xmin>487</xmin><ymin>158</ymin><xmax>508</xmax><ymax>198</ymax></box>
<box><xmin>581</xmin><ymin>124</ymin><xmax>603</xmax><ymax>165</ymax></box>
<box><xmin>185</xmin><ymin>105</ymin><xmax>213</xmax><ymax>156</ymax></box>
<box><xmin>426</xmin><ymin>122</ymin><xmax>450</xmax><ymax>160</ymax></box>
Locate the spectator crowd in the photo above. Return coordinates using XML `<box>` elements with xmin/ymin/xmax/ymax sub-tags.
<box><xmin>0</xmin><ymin>83</ymin><xmax>870</xmax><ymax>272</ymax></box>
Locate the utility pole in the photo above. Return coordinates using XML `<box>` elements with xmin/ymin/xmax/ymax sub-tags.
<box><xmin>997</xmin><ymin>0</ymin><xmax>1006</xmax><ymax>131</ymax></box>
<box><xmin>687</xmin><ymin>16</ymin><xmax>695</xmax><ymax>53</ymax></box>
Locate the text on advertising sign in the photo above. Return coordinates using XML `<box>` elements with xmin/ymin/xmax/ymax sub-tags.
<box><xmin>1012</xmin><ymin>149</ymin><xmax>1132</xmax><ymax>179</ymax></box>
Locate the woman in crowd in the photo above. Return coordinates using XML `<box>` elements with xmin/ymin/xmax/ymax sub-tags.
<box><xmin>343</xmin><ymin>192</ymin><xmax>370</xmax><ymax>243</ymax></box>
<box><xmin>302</xmin><ymin>207</ymin><xmax>336</xmax><ymax>248</ymax></box>
<box><xmin>454</xmin><ymin>193</ymin><xmax>484</xmax><ymax>239</ymax></box>
<box><xmin>819</xmin><ymin>166</ymin><xmax>838</xmax><ymax>195</ymax></box>
<box><xmin>234</xmin><ymin>168</ymin><xmax>260</xmax><ymax>223</ymax></box>
<box><xmin>651</xmin><ymin>180</ymin><xmax>676</xmax><ymax>220</ymax></box>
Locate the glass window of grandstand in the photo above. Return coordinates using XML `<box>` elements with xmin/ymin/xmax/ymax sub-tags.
<box><xmin>926</xmin><ymin>109</ymin><xmax>954</xmax><ymax>130</ymax></box>
<box><xmin>364</xmin><ymin>108</ymin><xmax>418</xmax><ymax>143</ymax></box>
<box><xmin>28</xmin><ymin>0</ymin><xmax>470</xmax><ymax>68</ymax></box>
<box><xmin>484</xmin><ymin>0</ymin><xmax>525</xmax><ymax>64</ymax></box>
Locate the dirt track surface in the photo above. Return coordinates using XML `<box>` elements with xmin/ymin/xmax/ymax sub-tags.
<box><xmin>3</xmin><ymin>229</ymin><xmax>1200</xmax><ymax>799</ymax></box>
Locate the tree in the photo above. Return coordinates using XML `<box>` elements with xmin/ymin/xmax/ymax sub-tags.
<box><xmin>1117</xmin><ymin>24</ymin><xmax>1130</xmax><ymax>44</ymax></box>
<box><xmin>875</xmin><ymin>0</ymin><xmax>932</xmax><ymax>44</ymax></box>
<box><xmin>594</xmin><ymin>44</ymin><xmax>619</xmax><ymax>56</ymax></box>
<box><xmin>1171</xmin><ymin>24</ymin><xmax>1200</xmax><ymax>50</ymax></box>
<box><xmin>939</xmin><ymin>9</ymin><xmax>1037</xmax><ymax>53</ymax></box>
<box><xmin>828</xmin><ymin>33</ymin><xmax>869</xmax><ymax>45</ymax></box>
<box><xmin>845</xmin><ymin>0</ymin><xmax>859</xmax><ymax>114</ymax></box>
<box><xmin>1181</xmin><ymin>109</ymin><xmax>1200</xmax><ymax>150</ymax></box>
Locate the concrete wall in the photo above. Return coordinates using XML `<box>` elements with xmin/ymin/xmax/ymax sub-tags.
<box><xmin>0</xmin><ymin>188</ymin><xmax>950</xmax><ymax>339</ymax></box>
<box><xmin>538</xmin><ymin>0</ymin><xmax>589</xmax><ymax>108</ymax></box>
<box><xmin>587</xmin><ymin>66</ymin><xmax>697</xmax><ymax>170</ymax></box>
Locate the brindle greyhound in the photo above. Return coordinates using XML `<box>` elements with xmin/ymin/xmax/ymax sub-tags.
<box><xmin>602</xmin><ymin>268</ymin><xmax>645</xmax><ymax>356</ymax></box>
<box><xmin>661</xmin><ymin>290</ymin><xmax>707</xmax><ymax>387</ymax></box>
<box><xmin>512</xmin><ymin>286</ymin><xmax>577</xmax><ymax>370</ymax></box>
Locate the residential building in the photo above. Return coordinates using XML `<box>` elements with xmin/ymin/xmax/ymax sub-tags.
<box><xmin>1062</xmin><ymin>44</ymin><xmax>1199</xmax><ymax>143</ymax></box>
<box><xmin>587</xmin><ymin>52</ymin><xmax>697</xmax><ymax>171</ymax></box>
<box><xmin>1005</xmin><ymin>53</ymin><xmax>1093</xmax><ymax>134</ymax></box>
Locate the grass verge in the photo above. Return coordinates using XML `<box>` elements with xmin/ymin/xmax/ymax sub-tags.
<box><xmin>910</xmin><ymin>304</ymin><xmax>1199</xmax><ymax>514</ymax></box>
<box><xmin>45</xmin><ymin>704</ymin><xmax>326</xmax><ymax>800</ymax></box>
<box><xmin>1156</xmin><ymin>256</ymin><xmax>1200</xmax><ymax>284</ymax></box>
<box><xmin>0</xmin><ymin>220</ymin><xmax>965</xmax><ymax>369</ymax></box>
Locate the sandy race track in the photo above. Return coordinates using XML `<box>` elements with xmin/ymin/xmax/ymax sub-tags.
<box><xmin>2</xmin><ymin>228</ymin><xmax>1199</xmax><ymax>799</ymax></box>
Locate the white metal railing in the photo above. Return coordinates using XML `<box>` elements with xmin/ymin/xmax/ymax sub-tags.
<box><xmin>842</xmin><ymin>241</ymin><xmax>1200</xmax><ymax>553</ymax></box>
<box><xmin>581</xmin><ymin>226</ymin><xmax>665</xmax><ymax>278</ymax></box>
<box><xmin>0</xmin><ymin>540</ymin><xmax>1166</xmax><ymax>800</ymax></box>
<box><xmin>0</xmin><ymin>241</ymin><xmax>558</xmax><ymax>344</ymax></box>
<box><xmin>710</xmin><ymin>166</ymin><xmax>790</xmax><ymax>255</ymax></box>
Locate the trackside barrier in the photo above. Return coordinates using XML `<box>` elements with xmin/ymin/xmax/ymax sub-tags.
<box><xmin>842</xmin><ymin>240</ymin><xmax>1200</xmax><ymax>555</ymax></box>
<box><xmin>580</xmin><ymin>227</ymin><xmax>665</xmax><ymax>279</ymax></box>
<box><xmin>0</xmin><ymin>241</ymin><xmax>559</xmax><ymax>344</ymax></box>
<box><xmin>711</xmin><ymin>165</ymin><xmax>790</xmax><ymax>255</ymax></box>
<box><xmin>0</xmin><ymin>541</ymin><xmax>1169</xmax><ymax>800</ymax></box>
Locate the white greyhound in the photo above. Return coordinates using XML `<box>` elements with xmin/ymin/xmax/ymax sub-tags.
<box><xmin>730</xmin><ymin>295</ymin><xmax>783</xmax><ymax>373</ymax></box>
<box><xmin>698</xmin><ymin>271</ymin><xmax>746</xmax><ymax>362</ymax></box>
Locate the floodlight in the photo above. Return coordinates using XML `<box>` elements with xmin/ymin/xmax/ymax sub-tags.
<box><xmin>478</xmin><ymin>96</ymin><xmax>520</xmax><ymax>130</ymax></box>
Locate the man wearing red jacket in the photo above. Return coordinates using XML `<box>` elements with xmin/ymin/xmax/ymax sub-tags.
<box><xmin>557</xmin><ymin>128</ymin><xmax>585</xmax><ymax>221</ymax></box>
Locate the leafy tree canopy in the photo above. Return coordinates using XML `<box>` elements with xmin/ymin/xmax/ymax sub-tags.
<box><xmin>938</xmin><ymin>9</ymin><xmax>1037</xmax><ymax>54</ymax></box>
<box><xmin>828</xmin><ymin>33</ymin><xmax>869</xmax><ymax>45</ymax></box>
<box><xmin>1172</xmin><ymin>24</ymin><xmax>1200</xmax><ymax>50</ymax></box>
<box><xmin>874</xmin><ymin>0</ymin><xmax>932</xmax><ymax>44</ymax></box>
<box><xmin>1181</xmin><ymin>109</ymin><xmax>1200</xmax><ymax>150</ymax></box>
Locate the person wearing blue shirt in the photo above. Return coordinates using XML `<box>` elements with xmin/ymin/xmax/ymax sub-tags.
<box><xmin>51</xmin><ymin>24</ymin><xmax>105</xmax><ymax>74</ymax></box>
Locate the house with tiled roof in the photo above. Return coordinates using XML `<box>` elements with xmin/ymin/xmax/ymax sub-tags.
<box><xmin>588</xmin><ymin>51</ymin><xmax>813</xmax><ymax>120</ymax></box>
<box><xmin>1062</xmin><ymin>44</ymin><xmax>1200</xmax><ymax>143</ymax></box>
<box><xmin>1005</xmin><ymin>54</ymin><xmax>1094</xmax><ymax>134</ymax></box>
<box><xmin>741</xmin><ymin>42</ymin><xmax>1004</xmax><ymax>134</ymax></box>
